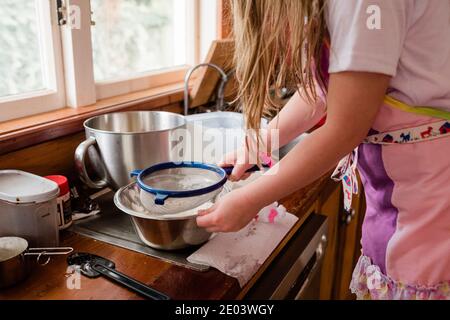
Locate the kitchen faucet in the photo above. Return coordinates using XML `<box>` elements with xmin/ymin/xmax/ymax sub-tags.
<box><xmin>184</xmin><ymin>63</ymin><xmax>229</xmax><ymax>116</ymax></box>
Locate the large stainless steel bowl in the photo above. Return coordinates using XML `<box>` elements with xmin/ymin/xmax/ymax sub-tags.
<box><xmin>75</xmin><ymin>111</ymin><xmax>186</xmax><ymax>190</ymax></box>
<box><xmin>114</xmin><ymin>182</ymin><xmax>230</xmax><ymax>251</ymax></box>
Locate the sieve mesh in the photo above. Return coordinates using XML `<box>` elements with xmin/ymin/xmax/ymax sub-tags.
<box><xmin>141</xmin><ymin>167</ymin><xmax>223</xmax><ymax>192</ymax></box>
<box><xmin>134</xmin><ymin>163</ymin><xmax>228</xmax><ymax>215</ymax></box>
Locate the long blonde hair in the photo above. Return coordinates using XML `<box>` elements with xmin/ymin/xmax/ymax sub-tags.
<box><xmin>232</xmin><ymin>0</ymin><xmax>328</xmax><ymax>133</ymax></box>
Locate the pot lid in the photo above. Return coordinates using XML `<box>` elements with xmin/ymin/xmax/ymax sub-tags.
<box><xmin>0</xmin><ymin>170</ymin><xmax>60</xmax><ymax>204</ymax></box>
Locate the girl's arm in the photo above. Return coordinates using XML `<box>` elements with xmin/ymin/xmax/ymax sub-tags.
<box><xmin>223</xmin><ymin>91</ymin><xmax>326</xmax><ymax>180</ymax></box>
<box><xmin>266</xmin><ymin>90</ymin><xmax>326</xmax><ymax>149</ymax></box>
<box><xmin>198</xmin><ymin>71</ymin><xmax>390</xmax><ymax>232</ymax></box>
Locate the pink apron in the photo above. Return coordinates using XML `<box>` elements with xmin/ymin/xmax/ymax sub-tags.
<box><xmin>332</xmin><ymin>96</ymin><xmax>450</xmax><ymax>300</ymax></box>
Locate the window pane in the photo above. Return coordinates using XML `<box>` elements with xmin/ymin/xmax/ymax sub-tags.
<box><xmin>0</xmin><ymin>0</ymin><xmax>45</xmax><ymax>98</ymax></box>
<box><xmin>91</xmin><ymin>0</ymin><xmax>188</xmax><ymax>82</ymax></box>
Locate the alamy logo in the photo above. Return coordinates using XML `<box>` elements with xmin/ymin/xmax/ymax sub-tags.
<box><xmin>366</xmin><ymin>5</ymin><xmax>382</xmax><ymax>30</ymax></box>
<box><xmin>67</xmin><ymin>5</ymin><xmax>81</xmax><ymax>29</ymax></box>
<box><xmin>66</xmin><ymin>266</ymin><xmax>82</xmax><ymax>290</ymax></box>
<box><xmin>366</xmin><ymin>265</ymin><xmax>382</xmax><ymax>290</ymax></box>
<box><xmin>60</xmin><ymin>5</ymin><xmax>81</xmax><ymax>29</ymax></box>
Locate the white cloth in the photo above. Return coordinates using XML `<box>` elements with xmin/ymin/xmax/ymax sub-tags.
<box><xmin>326</xmin><ymin>0</ymin><xmax>450</xmax><ymax>110</ymax></box>
<box><xmin>187</xmin><ymin>204</ymin><xmax>298</xmax><ymax>287</ymax></box>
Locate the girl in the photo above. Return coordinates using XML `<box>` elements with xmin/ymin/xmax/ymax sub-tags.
<box><xmin>197</xmin><ymin>0</ymin><xmax>450</xmax><ymax>300</ymax></box>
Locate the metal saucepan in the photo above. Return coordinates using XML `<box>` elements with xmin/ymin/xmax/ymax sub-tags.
<box><xmin>0</xmin><ymin>237</ymin><xmax>73</xmax><ymax>289</ymax></box>
<box><xmin>75</xmin><ymin>111</ymin><xmax>186</xmax><ymax>190</ymax></box>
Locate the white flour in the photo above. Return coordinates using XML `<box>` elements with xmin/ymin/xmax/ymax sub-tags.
<box><xmin>187</xmin><ymin>203</ymin><xmax>299</xmax><ymax>287</ymax></box>
<box><xmin>150</xmin><ymin>201</ymin><xmax>214</xmax><ymax>219</ymax></box>
<box><xmin>139</xmin><ymin>169</ymin><xmax>225</xmax><ymax>215</ymax></box>
<box><xmin>144</xmin><ymin>173</ymin><xmax>217</xmax><ymax>192</ymax></box>
<box><xmin>118</xmin><ymin>182</ymin><xmax>232</xmax><ymax>219</ymax></box>
<box><xmin>223</xmin><ymin>253</ymin><xmax>262</xmax><ymax>285</ymax></box>
<box><xmin>0</xmin><ymin>237</ymin><xmax>28</xmax><ymax>262</ymax></box>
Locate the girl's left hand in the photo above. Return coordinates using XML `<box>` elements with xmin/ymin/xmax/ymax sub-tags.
<box><xmin>196</xmin><ymin>189</ymin><xmax>261</xmax><ymax>233</ymax></box>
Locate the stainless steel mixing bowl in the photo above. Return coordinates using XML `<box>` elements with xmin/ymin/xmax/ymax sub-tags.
<box><xmin>114</xmin><ymin>182</ymin><xmax>231</xmax><ymax>251</ymax></box>
<box><xmin>75</xmin><ymin>111</ymin><xmax>186</xmax><ymax>190</ymax></box>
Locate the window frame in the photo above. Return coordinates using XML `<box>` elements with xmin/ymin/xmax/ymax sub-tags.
<box><xmin>93</xmin><ymin>0</ymin><xmax>218</xmax><ymax>101</ymax></box>
<box><xmin>0</xmin><ymin>0</ymin><xmax>66</xmax><ymax>123</ymax></box>
<box><xmin>0</xmin><ymin>0</ymin><xmax>217</xmax><ymax>121</ymax></box>
<box><xmin>68</xmin><ymin>0</ymin><xmax>200</xmax><ymax>102</ymax></box>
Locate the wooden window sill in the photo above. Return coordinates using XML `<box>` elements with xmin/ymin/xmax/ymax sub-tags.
<box><xmin>0</xmin><ymin>82</ymin><xmax>185</xmax><ymax>155</ymax></box>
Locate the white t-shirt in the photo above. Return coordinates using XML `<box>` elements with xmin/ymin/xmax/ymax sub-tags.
<box><xmin>326</xmin><ymin>0</ymin><xmax>450</xmax><ymax>111</ymax></box>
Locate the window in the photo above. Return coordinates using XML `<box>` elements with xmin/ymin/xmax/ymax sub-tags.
<box><xmin>0</xmin><ymin>0</ymin><xmax>217</xmax><ymax>122</ymax></box>
<box><xmin>0</xmin><ymin>0</ymin><xmax>65</xmax><ymax>122</ymax></box>
<box><xmin>91</xmin><ymin>0</ymin><xmax>188</xmax><ymax>82</ymax></box>
<box><xmin>1</xmin><ymin>0</ymin><xmax>45</xmax><ymax>96</ymax></box>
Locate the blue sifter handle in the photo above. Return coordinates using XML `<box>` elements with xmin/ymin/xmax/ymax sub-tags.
<box><xmin>130</xmin><ymin>170</ymin><xmax>142</xmax><ymax>178</ymax></box>
<box><xmin>154</xmin><ymin>194</ymin><xmax>169</xmax><ymax>206</ymax></box>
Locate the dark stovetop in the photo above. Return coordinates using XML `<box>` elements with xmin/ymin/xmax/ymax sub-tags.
<box><xmin>70</xmin><ymin>190</ymin><xmax>209</xmax><ymax>272</ymax></box>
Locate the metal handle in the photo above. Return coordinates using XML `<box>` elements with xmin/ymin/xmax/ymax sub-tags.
<box><xmin>184</xmin><ymin>63</ymin><xmax>228</xmax><ymax>116</ymax></box>
<box><xmin>92</xmin><ymin>263</ymin><xmax>170</xmax><ymax>300</ymax></box>
<box><xmin>295</xmin><ymin>235</ymin><xmax>328</xmax><ymax>299</ymax></box>
<box><xmin>342</xmin><ymin>209</ymin><xmax>356</xmax><ymax>225</ymax></box>
<box><xmin>75</xmin><ymin>137</ymin><xmax>109</xmax><ymax>189</ymax></box>
<box><xmin>25</xmin><ymin>247</ymin><xmax>74</xmax><ymax>266</ymax></box>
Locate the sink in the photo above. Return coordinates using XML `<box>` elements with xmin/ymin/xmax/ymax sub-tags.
<box><xmin>186</xmin><ymin>111</ymin><xmax>246</xmax><ymax>129</ymax></box>
<box><xmin>184</xmin><ymin>112</ymin><xmax>267</xmax><ymax>163</ymax></box>
<box><xmin>182</xmin><ymin>111</ymin><xmax>306</xmax><ymax>162</ymax></box>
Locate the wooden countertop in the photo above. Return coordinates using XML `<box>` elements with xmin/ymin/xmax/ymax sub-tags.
<box><xmin>0</xmin><ymin>175</ymin><xmax>333</xmax><ymax>300</ymax></box>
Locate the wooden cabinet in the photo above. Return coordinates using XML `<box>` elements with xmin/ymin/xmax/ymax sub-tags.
<box><xmin>332</xmin><ymin>177</ymin><xmax>366</xmax><ymax>300</ymax></box>
<box><xmin>314</xmin><ymin>178</ymin><xmax>366</xmax><ymax>300</ymax></box>
<box><xmin>316</xmin><ymin>182</ymin><xmax>341</xmax><ymax>300</ymax></box>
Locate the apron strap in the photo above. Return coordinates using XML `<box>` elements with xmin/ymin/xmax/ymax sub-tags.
<box><xmin>364</xmin><ymin>120</ymin><xmax>450</xmax><ymax>145</ymax></box>
<box><xmin>384</xmin><ymin>95</ymin><xmax>450</xmax><ymax>120</ymax></box>
<box><xmin>332</xmin><ymin>95</ymin><xmax>450</xmax><ymax>211</ymax></box>
<box><xmin>332</xmin><ymin>148</ymin><xmax>359</xmax><ymax>212</ymax></box>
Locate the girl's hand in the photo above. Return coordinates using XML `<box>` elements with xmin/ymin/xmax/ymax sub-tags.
<box><xmin>196</xmin><ymin>189</ymin><xmax>260</xmax><ymax>233</ymax></box>
<box><xmin>219</xmin><ymin>148</ymin><xmax>255</xmax><ymax>182</ymax></box>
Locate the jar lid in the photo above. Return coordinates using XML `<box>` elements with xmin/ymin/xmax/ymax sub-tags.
<box><xmin>0</xmin><ymin>170</ymin><xmax>60</xmax><ymax>204</ymax></box>
<box><xmin>45</xmin><ymin>175</ymin><xmax>70</xmax><ymax>196</ymax></box>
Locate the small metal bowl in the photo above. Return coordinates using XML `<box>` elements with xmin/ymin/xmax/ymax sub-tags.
<box><xmin>114</xmin><ymin>182</ymin><xmax>231</xmax><ymax>251</ymax></box>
